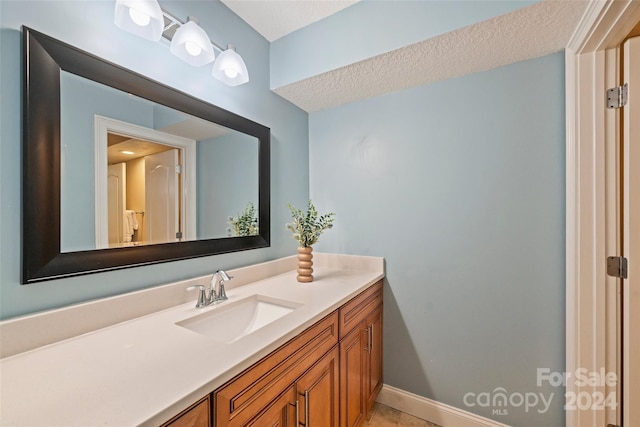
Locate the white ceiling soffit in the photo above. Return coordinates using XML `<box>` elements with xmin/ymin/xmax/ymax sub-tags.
<box><xmin>220</xmin><ymin>0</ymin><xmax>361</xmax><ymax>42</ymax></box>
<box><xmin>272</xmin><ymin>0</ymin><xmax>589</xmax><ymax>112</ymax></box>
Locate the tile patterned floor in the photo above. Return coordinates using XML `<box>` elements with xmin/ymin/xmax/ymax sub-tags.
<box><xmin>362</xmin><ymin>403</ymin><xmax>442</xmax><ymax>427</ymax></box>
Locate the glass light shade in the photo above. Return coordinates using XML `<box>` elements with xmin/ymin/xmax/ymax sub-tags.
<box><xmin>170</xmin><ymin>21</ymin><xmax>215</xmax><ymax>67</ymax></box>
<box><xmin>212</xmin><ymin>47</ymin><xmax>249</xmax><ymax>86</ymax></box>
<box><xmin>114</xmin><ymin>0</ymin><xmax>164</xmax><ymax>42</ymax></box>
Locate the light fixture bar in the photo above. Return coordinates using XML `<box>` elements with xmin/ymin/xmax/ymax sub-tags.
<box><xmin>160</xmin><ymin>9</ymin><xmax>224</xmax><ymax>53</ymax></box>
<box><xmin>114</xmin><ymin>1</ymin><xmax>249</xmax><ymax>85</ymax></box>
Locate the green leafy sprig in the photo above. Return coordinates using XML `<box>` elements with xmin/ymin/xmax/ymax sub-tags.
<box><xmin>286</xmin><ymin>200</ymin><xmax>335</xmax><ymax>248</ymax></box>
<box><xmin>227</xmin><ymin>202</ymin><xmax>259</xmax><ymax>237</ymax></box>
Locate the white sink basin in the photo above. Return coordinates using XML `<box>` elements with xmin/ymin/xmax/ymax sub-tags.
<box><xmin>176</xmin><ymin>295</ymin><xmax>302</xmax><ymax>343</ymax></box>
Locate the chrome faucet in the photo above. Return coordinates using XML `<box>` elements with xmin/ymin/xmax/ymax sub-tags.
<box><xmin>187</xmin><ymin>270</ymin><xmax>233</xmax><ymax>308</ymax></box>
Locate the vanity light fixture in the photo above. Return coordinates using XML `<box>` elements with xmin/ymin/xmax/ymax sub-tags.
<box><xmin>170</xmin><ymin>17</ymin><xmax>215</xmax><ymax>67</ymax></box>
<box><xmin>212</xmin><ymin>45</ymin><xmax>249</xmax><ymax>86</ymax></box>
<box><xmin>114</xmin><ymin>0</ymin><xmax>249</xmax><ymax>86</ymax></box>
<box><xmin>114</xmin><ymin>0</ymin><xmax>164</xmax><ymax>41</ymax></box>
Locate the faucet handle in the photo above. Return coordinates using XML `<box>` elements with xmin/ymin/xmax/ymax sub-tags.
<box><xmin>187</xmin><ymin>285</ymin><xmax>208</xmax><ymax>308</ymax></box>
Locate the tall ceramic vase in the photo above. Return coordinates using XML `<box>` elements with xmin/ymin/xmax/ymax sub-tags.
<box><xmin>297</xmin><ymin>247</ymin><xmax>314</xmax><ymax>282</ymax></box>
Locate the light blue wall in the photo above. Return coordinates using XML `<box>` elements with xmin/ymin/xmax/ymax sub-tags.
<box><xmin>0</xmin><ymin>0</ymin><xmax>309</xmax><ymax>319</ymax></box>
<box><xmin>197</xmin><ymin>132</ymin><xmax>259</xmax><ymax>239</ymax></box>
<box><xmin>270</xmin><ymin>0</ymin><xmax>538</xmax><ymax>89</ymax></box>
<box><xmin>309</xmin><ymin>53</ymin><xmax>566</xmax><ymax>426</ymax></box>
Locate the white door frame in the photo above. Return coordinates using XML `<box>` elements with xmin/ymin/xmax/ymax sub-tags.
<box><xmin>566</xmin><ymin>1</ymin><xmax>640</xmax><ymax>427</ymax></box>
<box><xmin>94</xmin><ymin>115</ymin><xmax>197</xmax><ymax>248</ymax></box>
<box><xmin>622</xmin><ymin>35</ymin><xmax>640</xmax><ymax>427</ymax></box>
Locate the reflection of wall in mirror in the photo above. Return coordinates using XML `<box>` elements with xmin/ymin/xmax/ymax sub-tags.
<box><xmin>197</xmin><ymin>132</ymin><xmax>259</xmax><ymax>240</ymax></box>
<box><xmin>60</xmin><ymin>71</ymin><xmax>155</xmax><ymax>252</ymax></box>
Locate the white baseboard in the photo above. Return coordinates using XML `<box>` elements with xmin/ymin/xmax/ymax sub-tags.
<box><xmin>376</xmin><ymin>384</ymin><xmax>511</xmax><ymax>427</ymax></box>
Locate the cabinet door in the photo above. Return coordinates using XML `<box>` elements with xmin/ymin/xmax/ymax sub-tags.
<box><xmin>296</xmin><ymin>346</ymin><xmax>339</xmax><ymax>427</ymax></box>
<box><xmin>245</xmin><ymin>386</ymin><xmax>297</xmax><ymax>427</ymax></box>
<box><xmin>364</xmin><ymin>304</ymin><xmax>383</xmax><ymax>411</ymax></box>
<box><xmin>339</xmin><ymin>325</ymin><xmax>366</xmax><ymax>427</ymax></box>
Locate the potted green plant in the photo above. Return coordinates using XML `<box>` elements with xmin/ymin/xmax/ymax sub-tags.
<box><xmin>287</xmin><ymin>200</ymin><xmax>335</xmax><ymax>282</ymax></box>
<box><xmin>227</xmin><ymin>202</ymin><xmax>259</xmax><ymax>237</ymax></box>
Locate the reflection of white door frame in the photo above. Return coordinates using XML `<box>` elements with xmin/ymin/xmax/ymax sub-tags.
<box><xmin>94</xmin><ymin>115</ymin><xmax>197</xmax><ymax>249</ymax></box>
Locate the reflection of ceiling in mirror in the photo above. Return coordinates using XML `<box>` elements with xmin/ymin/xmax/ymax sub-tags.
<box><xmin>159</xmin><ymin>117</ymin><xmax>230</xmax><ymax>141</ymax></box>
<box><xmin>107</xmin><ymin>133</ymin><xmax>172</xmax><ymax>164</ymax></box>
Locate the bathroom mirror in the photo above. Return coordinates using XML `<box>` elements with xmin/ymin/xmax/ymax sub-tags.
<box><xmin>22</xmin><ymin>27</ymin><xmax>270</xmax><ymax>284</ymax></box>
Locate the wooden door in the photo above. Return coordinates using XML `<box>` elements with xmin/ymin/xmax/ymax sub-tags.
<box><xmin>145</xmin><ymin>149</ymin><xmax>179</xmax><ymax>244</ymax></box>
<box><xmin>622</xmin><ymin>35</ymin><xmax>640</xmax><ymax>427</ymax></box>
<box><xmin>339</xmin><ymin>326</ymin><xmax>366</xmax><ymax>427</ymax></box>
<box><xmin>245</xmin><ymin>386</ymin><xmax>297</xmax><ymax>427</ymax></box>
<box><xmin>364</xmin><ymin>305</ymin><xmax>383</xmax><ymax>412</ymax></box>
<box><xmin>296</xmin><ymin>346</ymin><xmax>339</xmax><ymax>427</ymax></box>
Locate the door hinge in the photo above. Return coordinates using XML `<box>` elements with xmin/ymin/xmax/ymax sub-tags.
<box><xmin>607</xmin><ymin>83</ymin><xmax>628</xmax><ymax>109</ymax></box>
<box><xmin>176</xmin><ymin>231</ymin><xmax>183</xmax><ymax>239</ymax></box>
<box><xmin>607</xmin><ymin>256</ymin><xmax>628</xmax><ymax>279</ymax></box>
<box><xmin>175</xmin><ymin>165</ymin><xmax>182</xmax><ymax>174</ymax></box>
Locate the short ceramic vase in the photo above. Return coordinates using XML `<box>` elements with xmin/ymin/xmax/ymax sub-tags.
<box><xmin>297</xmin><ymin>247</ymin><xmax>313</xmax><ymax>282</ymax></box>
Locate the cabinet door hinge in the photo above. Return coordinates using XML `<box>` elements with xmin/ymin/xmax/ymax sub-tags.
<box><xmin>607</xmin><ymin>256</ymin><xmax>628</xmax><ymax>279</ymax></box>
<box><xmin>607</xmin><ymin>83</ymin><xmax>628</xmax><ymax>109</ymax></box>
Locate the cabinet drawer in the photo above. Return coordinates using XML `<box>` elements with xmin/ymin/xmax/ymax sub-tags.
<box><xmin>339</xmin><ymin>280</ymin><xmax>383</xmax><ymax>339</ymax></box>
<box><xmin>214</xmin><ymin>311</ymin><xmax>339</xmax><ymax>427</ymax></box>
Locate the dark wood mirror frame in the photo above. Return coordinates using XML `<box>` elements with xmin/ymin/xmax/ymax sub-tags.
<box><xmin>22</xmin><ymin>27</ymin><xmax>270</xmax><ymax>284</ymax></box>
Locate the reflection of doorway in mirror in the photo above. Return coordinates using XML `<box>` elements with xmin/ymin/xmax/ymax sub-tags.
<box><xmin>106</xmin><ymin>135</ymin><xmax>180</xmax><ymax>247</ymax></box>
<box><xmin>95</xmin><ymin>115</ymin><xmax>196</xmax><ymax>249</ymax></box>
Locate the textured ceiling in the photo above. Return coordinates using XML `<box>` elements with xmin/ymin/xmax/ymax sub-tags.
<box><xmin>222</xmin><ymin>0</ymin><xmax>589</xmax><ymax>112</ymax></box>
<box><xmin>220</xmin><ymin>0</ymin><xmax>360</xmax><ymax>41</ymax></box>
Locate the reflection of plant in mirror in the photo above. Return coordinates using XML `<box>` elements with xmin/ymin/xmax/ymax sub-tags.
<box><xmin>287</xmin><ymin>200</ymin><xmax>335</xmax><ymax>248</ymax></box>
<box><xmin>227</xmin><ymin>202</ymin><xmax>259</xmax><ymax>237</ymax></box>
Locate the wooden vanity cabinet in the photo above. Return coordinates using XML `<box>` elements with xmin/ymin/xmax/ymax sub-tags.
<box><xmin>168</xmin><ymin>280</ymin><xmax>383</xmax><ymax>427</ymax></box>
<box><xmin>338</xmin><ymin>280</ymin><xmax>383</xmax><ymax>427</ymax></box>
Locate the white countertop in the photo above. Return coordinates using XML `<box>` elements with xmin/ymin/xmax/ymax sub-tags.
<box><xmin>0</xmin><ymin>255</ymin><xmax>383</xmax><ymax>426</ymax></box>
